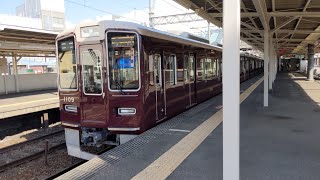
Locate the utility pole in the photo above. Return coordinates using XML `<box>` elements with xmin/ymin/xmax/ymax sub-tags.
<box><xmin>149</xmin><ymin>0</ymin><xmax>155</xmax><ymax>28</ymax></box>
<box><xmin>207</xmin><ymin>21</ymin><xmax>210</xmax><ymax>42</ymax></box>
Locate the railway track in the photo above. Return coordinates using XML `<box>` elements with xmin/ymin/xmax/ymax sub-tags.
<box><xmin>0</xmin><ymin>143</ymin><xmax>66</xmax><ymax>172</ymax></box>
<box><xmin>0</xmin><ymin>130</ymin><xmax>65</xmax><ymax>172</ymax></box>
<box><xmin>0</xmin><ymin>130</ymin><xmax>64</xmax><ymax>154</ymax></box>
<box><xmin>46</xmin><ymin>146</ymin><xmax>115</xmax><ymax>179</ymax></box>
<box><xmin>46</xmin><ymin>159</ymin><xmax>86</xmax><ymax>180</ymax></box>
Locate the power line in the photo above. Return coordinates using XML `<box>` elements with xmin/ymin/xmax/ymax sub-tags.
<box><xmin>109</xmin><ymin>0</ymin><xmax>149</xmax><ymax>14</ymax></box>
<box><xmin>65</xmin><ymin>0</ymin><xmax>145</xmax><ymax>24</ymax></box>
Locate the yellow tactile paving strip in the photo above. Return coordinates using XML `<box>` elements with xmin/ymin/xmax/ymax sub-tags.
<box><xmin>0</xmin><ymin>97</ymin><xmax>58</xmax><ymax>108</ymax></box>
<box><xmin>132</xmin><ymin>77</ymin><xmax>264</xmax><ymax>180</ymax></box>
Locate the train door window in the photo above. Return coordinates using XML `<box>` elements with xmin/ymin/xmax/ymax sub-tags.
<box><xmin>153</xmin><ymin>54</ymin><xmax>162</xmax><ymax>86</ymax></box>
<box><xmin>189</xmin><ymin>55</ymin><xmax>195</xmax><ymax>81</ymax></box>
<box><xmin>197</xmin><ymin>58</ymin><xmax>205</xmax><ymax>80</ymax></box>
<box><xmin>216</xmin><ymin>58</ymin><xmax>221</xmax><ymax>77</ymax></box>
<box><xmin>177</xmin><ymin>55</ymin><xmax>184</xmax><ymax>83</ymax></box>
<box><xmin>149</xmin><ymin>55</ymin><xmax>154</xmax><ymax>85</ymax></box>
<box><xmin>212</xmin><ymin>59</ymin><xmax>217</xmax><ymax>77</ymax></box>
<box><xmin>246</xmin><ymin>60</ymin><xmax>249</xmax><ymax>71</ymax></box>
<box><xmin>165</xmin><ymin>54</ymin><xmax>177</xmax><ymax>85</ymax></box>
<box><xmin>81</xmin><ymin>49</ymin><xmax>102</xmax><ymax>95</ymax></box>
<box><xmin>184</xmin><ymin>55</ymin><xmax>189</xmax><ymax>83</ymax></box>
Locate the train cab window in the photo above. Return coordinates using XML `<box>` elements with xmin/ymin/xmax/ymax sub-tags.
<box><xmin>107</xmin><ymin>32</ymin><xmax>140</xmax><ymax>91</ymax></box>
<box><xmin>165</xmin><ymin>55</ymin><xmax>177</xmax><ymax>85</ymax></box>
<box><xmin>81</xmin><ymin>49</ymin><xmax>102</xmax><ymax>94</ymax></box>
<box><xmin>57</xmin><ymin>37</ymin><xmax>77</xmax><ymax>90</ymax></box>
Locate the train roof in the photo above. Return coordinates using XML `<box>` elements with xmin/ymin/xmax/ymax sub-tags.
<box><xmin>240</xmin><ymin>52</ymin><xmax>263</xmax><ymax>60</ymax></box>
<box><xmin>57</xmin><ymin>20</ymin><xmax>222</xmax><ymax>51</ymax></box>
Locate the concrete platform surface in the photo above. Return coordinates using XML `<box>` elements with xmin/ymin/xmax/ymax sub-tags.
<box><xmin>57</xmin><ymin>73</ymin><xmax>320</xmax><ymax>180</ymax></box>
<box><xmin>0</xmin><ymin>90</ymin><xmax>58</xmax><ymax>119</ymax></box>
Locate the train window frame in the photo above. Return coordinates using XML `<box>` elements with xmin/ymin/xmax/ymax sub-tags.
<box><xmin>80</xmin><ymin>46</ymin><xmax>103</xmax><ymax>96</ymax></box>
<box><xmin>56</xmin><ymin>35</ymin><xmax>78</xmax><ymax>92</ymax></box>
<box><xmin>106</xmin><ymin>30</ymin><xmax>141</xmax><ymax>92</ymax></box>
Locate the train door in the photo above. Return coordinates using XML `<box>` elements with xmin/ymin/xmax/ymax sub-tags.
<box><xmin>79</xmin><ymin>44</ymin><xmax>107</xmax><ymax>126</ymax></box>
<box><xmin>186</xmin><ymin>53</ymin><xmax>196</xmax><ymax>107</ymax></box>
<box><xmin>153</xmin><ymin>54</ymin><xmax>166</xmax><ymax>122</ymax></box>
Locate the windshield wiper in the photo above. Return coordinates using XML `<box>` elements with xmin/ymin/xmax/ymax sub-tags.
<box><xmin>113</xmin><ymin>78</ymin><xmax>125</xmax><ymax>94</ymax></box>
<box><xmin>88</xmin><ymin>49</ymin><xmax>99</xmax><ymax>64</ymax></box>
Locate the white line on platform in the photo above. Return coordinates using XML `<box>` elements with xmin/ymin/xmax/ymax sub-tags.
<box><xmin>168</xmin><ymin>129</ymin><xmax>191</xmax><ymax>133</ymax></box>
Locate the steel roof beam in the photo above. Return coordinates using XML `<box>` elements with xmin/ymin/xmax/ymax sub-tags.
<box><xmin>209</xmin><ymin>11</ymin><xmax>320</xmax><ymax>18</ymax></box>
<box><xmin>269</xmin><ymin>11</ymin><xmax>320</xmax><ymax>17</ymax></box>
<box><xmin>241</xmin><ymin>0</ymin><xmax>259</xmax><ymax>29</ymax></box>
<box><xmin>271</xmin><ymin>0</ymin><xmax>278</xmax><ymax>48</ymax></box>
<box><xmin>289</xmin><ymin>0</ymin><xmax>312</xmax><ymax>53</ymax></box>
<box><xmin>270</xmin><ymin>16</ymin><xmax>298</xmax><ymax>34</ymax></box>
<box><xmin>241</xmin><ymin>22</ymin><xmax>261</xmax><ymax>34</ymax></box>
<box><xmin>244</xmin><ymin>29</ymin><xmax>320</xmax><ymax>34</ymax></box>
<box><xmin>250</xmin><ymin>0</ymin><xmax>270</xmax><ymax>31</ymax></box>
<box><xmin>209</xmin><ymin>12</ymin><xmax>258</xmax><ymax>17</ymax></box>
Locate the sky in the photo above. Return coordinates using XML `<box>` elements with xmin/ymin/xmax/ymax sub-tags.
<box><xmin>0</xmin><ymin>0</ymin><xmax>220</xmax><ymax>40</ymax></box>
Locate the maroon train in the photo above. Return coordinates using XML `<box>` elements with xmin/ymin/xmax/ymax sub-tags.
<box><xmin>56</xmin><ymin>20</ymin><xmax>263</xmax><ymax>159</ymax></box>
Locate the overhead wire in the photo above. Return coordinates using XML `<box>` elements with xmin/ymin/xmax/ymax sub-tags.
<box><xmin>65</xmin><ymin>0</ymin><xmax>145</xmax><ymax>24</ymax></box>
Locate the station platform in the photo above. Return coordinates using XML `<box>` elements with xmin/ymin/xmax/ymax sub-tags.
<box><xmin>57</xmin><ymin>73</ymin><xmax>320</xmax><ymax>180</ymax></box>
<box><xmin>0</xmin><ymin>90</ymin><xmax>58</xmax><ymax>119</ymax></box>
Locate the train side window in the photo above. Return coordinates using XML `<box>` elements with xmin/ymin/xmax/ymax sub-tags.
<box><xmin>165</xmin><ymin>54</ymin><xmax>177</xmax><ymax>85</ymax></box>
<box><xmin>205</xmin><ymin>58</ymin><xmax>215</xmax><ymax>79</ymax></box>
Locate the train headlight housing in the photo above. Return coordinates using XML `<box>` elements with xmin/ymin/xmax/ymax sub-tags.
<box><xmin>65</xmin><ymin>105</ymin><xmax>77</xmax><ymax>113</ymax></box>
<box><xmin>118</xmin><ymin>108</ymin><xmax>136</xmax><ymax>116</ymax></box>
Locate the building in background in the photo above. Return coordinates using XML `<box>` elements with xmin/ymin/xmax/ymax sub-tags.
<box><xmin>16</xmin><ymin>0</ymin><xmax>65</xmax><ymax>32</ymax></box>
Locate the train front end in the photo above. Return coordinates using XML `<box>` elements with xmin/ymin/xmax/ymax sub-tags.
<box><xmin>56</xmin><ymin>23</ymin><xmax>143</xmax><ymax>159</ymax></box>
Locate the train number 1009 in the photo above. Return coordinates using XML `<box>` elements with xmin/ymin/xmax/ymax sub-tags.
<box><xmin>63</xmin><ymin>96</ymin><xmax>75</xmax><ymax>103</ymax></box>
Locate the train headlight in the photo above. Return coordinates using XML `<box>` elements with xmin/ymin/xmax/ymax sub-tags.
<box><xmin>118</xmin><ymin>108</ymin><xmax>136</xmax><ymax>116</ymax></box>
<box><xmin>65</xmin><ymin>105</ymin><xmax>77</xmax><ymax>113</ymax></box>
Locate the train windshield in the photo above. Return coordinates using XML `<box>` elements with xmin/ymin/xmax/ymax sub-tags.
<box><xmin>57</xmin><ymin>37</ymin><xmax>77</xmax><ymax>90</ymax></box>
<box><xmin>107</xmin><ymin>32</ymin><xmax>140</xmax><ymax>91</ymax></box>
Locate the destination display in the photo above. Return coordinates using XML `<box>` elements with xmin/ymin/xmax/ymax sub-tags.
<box><xmin>111</xmin><ymin>36</ymin><xmax>135</xmax><ymax>47</ymax></box>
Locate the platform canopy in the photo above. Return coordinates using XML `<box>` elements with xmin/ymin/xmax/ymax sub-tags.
<box><xmin>174</xmin><ymin>0</ymin><xmax>320</xmax><ymax>55</ymax></box>
<box><xmin>0</xmin><ymin>24</ymin><xmax>57</xmax><ymax>57</ymax></box>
